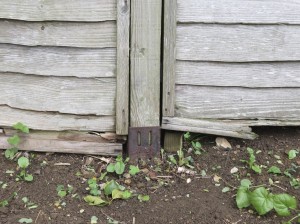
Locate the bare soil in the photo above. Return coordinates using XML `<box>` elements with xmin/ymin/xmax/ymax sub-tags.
<box><xmin>0</xmin><ymin>127</ymin><xmax>300</xmax><ymax>224</ymax></box>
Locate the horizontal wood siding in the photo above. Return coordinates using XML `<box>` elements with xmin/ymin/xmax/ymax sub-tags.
<box><xmin>177</xmin><ymin>0</ymin><xmax>300</xmax><ymax>24</ymax></box>
<box><xmin>0</xmin><ymin>44</ymin><xmax>116</xmax><ymax>78</ymax></box>
<box><xmin>0</xmin><ymin>20</ymin><xmax>116</xmax><ymax>48</ymax></box>
<box><xmin>176</xmin><ymin>24</ymin><xmax>300</xmax><ymax>62</ymax></box>
<box><xmin>176</xmin><ymin>61</ymin><xmax>300</xmax><ymax>87</ymax></box>
<box><xmin>0</xmin><ymin>1</ymin><xmax>119</xmax><ymax>133</ymax></box>
<box><xmin>176</xmin><ymin>86</ymin><xmax>300</xmax><ymax>120</ymax></box>
<box><xmin>0</xmin><ymin>73</ymin><xmax>115</xmax><ymax>115</ymax></box>
<box><xmin>0</xmin><ymin>106</ymin><xmax>114</xmax><ymax>131</ymax></box>
<box><xmin>0</xmin><ymin>0</ymin><xmax>116</xmax><ymax>21</ymax></box>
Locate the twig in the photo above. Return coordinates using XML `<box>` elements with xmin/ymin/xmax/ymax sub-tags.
<box><xmin>156</xmin><ymin>175</ymin><xmax>173</xmax><ymax>179</ymax></box>
<box><xmin>34</xmin><ymin>210</ymin><xmax>42</xmax><ymax>223</ymax></box>
<box><xmin>271</xmin><ymin>183</ymin><xmax>287</xmax><ymax>192</ymax></box>
<box><xmin>54</xmin><ymin>163</ymin><xmax>71</xmax><ymax>166</ymax></box>
<box><xmin>133</xmin><ymin>217</ymin><xmax>136</xmax><ymax>224</ymax></box>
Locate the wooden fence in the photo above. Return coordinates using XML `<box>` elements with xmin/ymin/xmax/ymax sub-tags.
<box><xmin>162</xmin><ymin>0</ymin><xmax>300</xmax><ymax>139</ymax></box>
<box><xmin>1</xmin><ymin>0</ymin><xmax>300</xmax><ymax>156</ymax></box>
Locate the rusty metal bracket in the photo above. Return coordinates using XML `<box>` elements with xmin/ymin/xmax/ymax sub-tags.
<box><xmin>127</xmin><ymin>126</ymin><xmax>161</xmax><ymax>160</ymax></box>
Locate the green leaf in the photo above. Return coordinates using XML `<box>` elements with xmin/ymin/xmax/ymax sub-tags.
<box><xmin>18</xmin><ymin>218</ymin><xmax>33</xmax><ymax>223</ymax></box>
<box><xmin>192</xmin><ymin>141</ymin><xmax>202</xmax><ymax>150</ymax></box>
<box><xmin>240</xmin><ymin>179</ymin><xmax>251</xmax><ymax>188</ymax></box>
<box><xmin>84</xmin><ymin>196</ymin><xmax>107</xmax><ymax>206</ymax></box>
<box><xmin>90</xmin><ymin>216</ymin><xmax>98</xmax><ymax>224</ymax></box>
<box><xmin>273</xmin><ymin>194</ymin><xmax>297</xmax><ymax>217</ymax></box>
<box><xmin>8</xmin><ymin>135</ymin><xmax>20</xmax><ymax>146</ymax></box>
<box><xmin>122</xmin><ymin>190</ymin><xmax>132</xmax><ymax>199</ymax></box>
<box><xmin>168</xmin><ymin>155</ymin><xmax>177</xmax><ymax>165</ymax></box>
<box><xmin>18</xmin><ymin>157</ymin><xmax>29</xmax><ymax>169</ymax></box>
<box><xmin>268</xmin><ymin>166</ymin><xmax>281</xmax><ymax>174</ymax></box>
<box><xmin>249</xmin><ymin>187</ymin><xmax>274</xmax><ymax>215</ymax></box>
<box><xmin>56</xmin><ymin>185</ymin><xmax>64</xmax><ymax>192</ymax></box>
<box><xmin>115</xmin><ymin>161</ymin><xmax>125</xmax><ymax>175</ymax></box>
<box><xmin>13</xmin><ymin>123</ymin><xmax>29</xmax><ymax>134</ymax></box>
<box><xmin>288</xmin><ymin>149</ymin><xmax>298</xmax><ymax>160</ymax></box>
<box><xmin>58</xmin><ymin>190</ymin><xmax>67</xmax><ymax>198</ymax></box>
<box><xmin>4</xmin><ymin>148</ymin><xmax>18</xmax><ymax>160</ymax></box>
<box><xmin>112</xmin><ymin>189</ymin><xmax>124</xmax><ymax>200</ymax></box>
<box><xmin>222</xmin><ymin>187</ymin><xmax>230</xmax><ymax>193</ymax></box>
<box><xmin>236</xmin><ymin>187</ymin><xmax>251</xmax><ymax>209</ymax></box>
<box><xmin>183</xmin><ymin>132</ymin><xmax>190</xmax><ymax>139</ymax></box>
<box><xmin>22</xmin><ymin>197</ymin><xmax>29</xmax><ymax>203</ymax></box>
<box><xmin>129</xmin><ymin>165</ymin><xmax>140</xmax><ymax>176</ymax></box>
<box><xmin>24</xmin><ymin>174</ymin><xmax>33</xmax><ymax>182</ymax></box>
<box><xmin>106</xmin><ymin>163</ymin><xmax>115</xmax><ymax>173</ymax></box>
<box><xmin>251</xmin><ymin>164</ymin><xmax>262</xmax><ymax>174</ymax></box>
<box><xmin>138</xmin><ymin>194</ymin><xmax>150</xmax><ymax>202</ymax></box>
<box><xmin>90</xmin><ymin>188</ymin><xmax>100</xmax><ymax>196</ymax></box>
<box><xmin>104</xmin><ymin>180</ymin><xmax>120</xmax><ymax>196</ymax></box>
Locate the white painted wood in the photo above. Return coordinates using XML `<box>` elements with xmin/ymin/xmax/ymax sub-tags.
<box><xmin>0</xmin><ymin>0</ymin><xmax>116</xmax><ymax>22</ymax></box>
<box><xmin>130</xmin><ymin>0</ymin><xmax>161</xmax><ymax>127</ymax></box>
<box><xmin>0</xmin><ymin>134</ymin><xmax>122</xmax><ymax>156</ymax></box>
<box><xmin>116</xmin><ymin>0</ymin><xmax>130</xmax><ymax>135</ymax></box>
<box><xmin>176</xmin><ymin>86</ymin><xmax>300</xmax><ymax>120</ymax></box>
<box><xmin>163</xmin><ymin>0</ymin><xmax>177</xmax><ymax>116</ymax></box>
<box><xmin>177</xmin><ymin>0</ymin><xmax>300</xmax><ymax>24</ymax></box>
<box><xmin>176</xmin><ymin>61</ymin><xmax>300</xmax><ymax>87</ymax></box>
<box><xmin>177</xmin><ymin>24</ymin><xmax>300</xmax><ymax>62</ymax></box>
<box><xmin>0</xmin><ymin>73</ymin><xmax>115</xmax><ymax>115</ymax></box>
<box><xmin>0</xmin><ymin>106</ymin><xmax>114</xmax><ymax>132</ymax></box>
<box><xmin>0</xmin><ymin>44</ymin><xmax>116</xmax><ymax>78</ymax></box>
<box><xmin>162</xmin><ymin>117</ymin><xmax>257</xmax><ymax>139</ymax></box>
<box><xmin>0</xmin><ymin>20</ymin><xmax>116</xmax><ymax>48</ymax></box>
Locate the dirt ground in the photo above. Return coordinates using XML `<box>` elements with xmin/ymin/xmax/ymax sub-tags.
<box><xmin>0</xmin><ymin>127</ymin><xmax>300</xmax><ymax>224</ymax></box>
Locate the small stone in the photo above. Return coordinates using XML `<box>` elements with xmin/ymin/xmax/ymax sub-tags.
<box><xmin>124</xmin><ymin>179</ymin><xmax>131</xmax><ymax>186</ymax></box>
<box><xmin>230</xmin><ymin>167</ymin><xmax>239</xmax><ymax>174</ymax></box>
<box><xmin>216</xmin><ymin>137</ymin><xmax>232</xmax><ymax>149</ymax></box>
<box><xmin>136</xmin><ymin>182</ymin><xmax>145</xmax><ymax>189</ymax></box>
<box><xmin>123</xmin><ymin>173</ymin><xmax>131</xmax><ymax>179</ymax></box>
<box><xmin>186</xmin><ymin>178</ymin><xmax>192</xmax><ymax>184</ymax></box>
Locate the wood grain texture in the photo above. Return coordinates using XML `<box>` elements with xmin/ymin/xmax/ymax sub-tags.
<box><xmin>177</xmin><ymin>0</ymin><xmax>300</xmax><ymax>24</ymax></box>
<box><xmin>0</xmin><ymin>106</ymin><xmax>114</xmax><ymax>132</ymax></box>
<box><xmin>0</xmin><ymin>0</ymin><xmax>116</xmax><ymax>22</ymax></box>
<box><xmin>0</xmin><ymin>73</ymin><xmax>116</xmax><ymax>115</ymax></box>
<box><xmin>0</xmin><ymin>133</ymin><xmax>122</xmax><ymax>156</ymax></box>
<box><xmin>162</xmin><ymin>117</ymin><xmax>257</xmax><ymax>139</ymax></box>
<box><xmin>0</xmin><ymin>44</ymin><xmax>116</xmax><ymax>78</ymax></box>
<box><xmin>162</xmin><ymin>117</ymin><xmax>300</xmax><ymax>139</ymax></box>
<box><xmin>176</xmin><ymin>61</ymin><xmax>300</xmax><ymax>87</ymax></box>
<box><xmin>177</xmin><ymin>24</ymin><xmax>300</xmax><ymax>62</ymax></box>
<box><xmin>0</xmin><ymin>20</ymin><xmax>116</xmax><ymax>48</ymax></box>
<box><xmin>175</xmin><ymin>86</ymin><xmax>300</xmax><ymax>120</ymax></box>
<box><xmin>116</xmin><ymin>0</ymin><xmax>130</xmax><ymax>135</ymax></box>
<box><xmin>163</xmin><ymin>0</ymin><xmax>177</xmax><ymax>116</ymax></box>
<box><xmin>130</xmin><ymin>0</ymin><xmax>161</xmax><ymax>127</ymax></box>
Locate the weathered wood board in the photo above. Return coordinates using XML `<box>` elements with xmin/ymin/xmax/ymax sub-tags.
<box><xmin>0</xmin><ymin>44</ymin><xmax>116</xmax><ymax>77</ymax></box>
<box><xmin>116</xmin><ymin>0</ymin><xmax>130</xmax><ymax>135</ymax></box>
<box><xmin>0</xmin><ymin>0</ymin><xmax>116</xmax><ymax>21</ymax></box>
<box><xmin>176</xmin><ymin>86</ymin><xmax>300</xmax><ymax>120</ymax></box>
<box><xmin>0</xmin><ymin>106</ymin><xmax>114</xmax><ymax>132</ymax></box>
<box><xmin>0</xmin><ymin>73</ymin><xmax>116</xmax><ymax>115</ymax></box>
<box><xmin>130</xmin><ymin>0</ymin><xmax>161</xmax><ymax>127</ymax></box>
<box><xmin>177</xmin><ymin>0</ymin><xmax>300</xmax><ymax>24</ymax></box>
<box><xmin>177</xmin><ymin>24</ymin><xmax>300</xmax><ymax>62</ymax></box>
<box><xmin>176</xmin><ymin>61</ymin><xmax>300</xmax><ymax>87</ymax></box>
<box><xmin>0</xmin><ymin>20</ymin><xmax>116</xmax><ymax>48</ymax></box>
<box><xmin>0</xmin><ymin>131</ymin><xmax>122</xmax><ymax>155</ymax></box>
<box><xmin>162</xmin><ymin>117</ymin><xmax>300</xmax><ymax>140</ymax></box>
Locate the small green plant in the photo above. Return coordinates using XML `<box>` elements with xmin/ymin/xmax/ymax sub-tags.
<box><xmin>267</xmin><ymin>166</ymin><xmax>281</xmax><ymax>175</ymax></box>
<box><xmin>17</xmin><ymin>157</ymin><xmax>33</xmax><ymax>182</ymax></box>
<box><xmin>284</xmin><ymin>165</ymin><xmax>300</xmax><ymax>189</ymax></box>
<box><xmin>18</xmin><ymin>218</ymin><xmax>33</xmax><ymax>223</ymax></box>
<box><xmin>21</xmin><ymin>197</ymin><xmax>38</xmax><ymax>209</ymax></box>
<box><xmin>56</xmin><ymin>184</ymin><xmax>74</xmax><ymax>198</ymax></box>
<box><xmin>5</xmin><ymin>123</ymin><xmax>29</xmax><ymax>160</ymax></box>
<box><xmin>236</xmin><ymin>179</ymin><xmax>299</xmax><ymax>219</ymax></box>
<box><xmin>191</xmin><ymin>141</ymin><xmax>202</xmax><ymax>155</ymax></box>
<box><xmin>87</xmin><ymin>178</ymin><xmax>101</xmax><ymax>196</ymax></box>
<box><xmin>106</xmin><ymin>155</ymin><xmax>128</xmax><ymax>175</ymax></box>
<box><xmin>288</xmin><ymin>149</ymin><xmax>299</xmax><ymax>160</ymax></box>
<box><xmin>0</xmin><ymin>192</ymin><xmax>17</xmax><ymax>207</ymax></box>
<box><xmin>168</xmin><ymin>148</ymin><xmax>194</xmax><ymax>168</ymax></box>
<box><xmin>129</xmin><ymin>165</ymin><xmax>140</xmax><ymax>176</ymax></box>
<box><xmin>84</xmin><ymin>180</ymin><xmax>132</xmax><ymax>206</ymax></box>
<box><xmin>241</xmin><ymin>148</ymin><xmax>262</xmax><ymax>174</ymax></box>
<box><xmin>138</xmin><ymin>194</ymin><xmax>150</xmax><ymax>202</ymax></box>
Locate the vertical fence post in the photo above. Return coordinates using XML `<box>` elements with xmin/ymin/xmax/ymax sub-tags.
<box><xmin>116</xmin><ymin>0</ymin><xmax>130</xmax><ymax>135</ymax></box>
<box><xmin>128</xmin><ymin>0</ymin><xmax>162</xmax><ymax>159</ymax></box>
